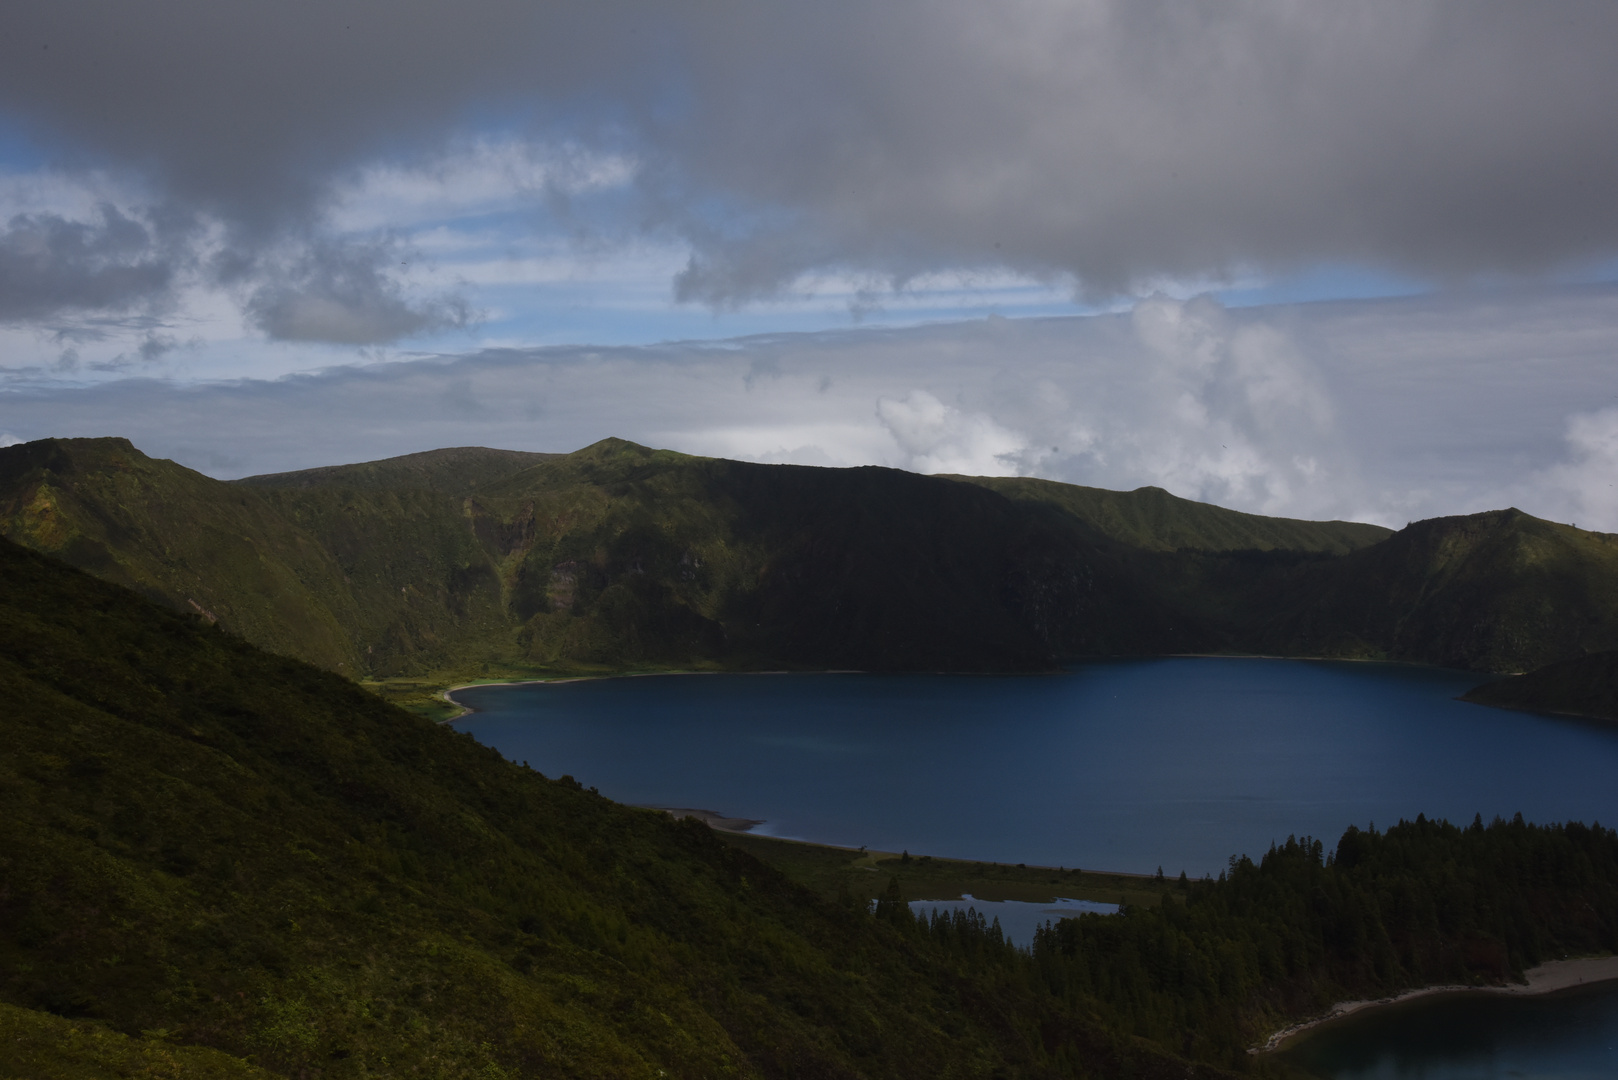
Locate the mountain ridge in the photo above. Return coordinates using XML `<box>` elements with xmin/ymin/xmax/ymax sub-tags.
<box><xmin>2</xmin><ymin>435</ymin><xmax>1613</xmax><ymax>685</ymax></box>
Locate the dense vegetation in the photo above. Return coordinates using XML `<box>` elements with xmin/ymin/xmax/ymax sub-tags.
<box><xmin>1028</xmin><ymin>818</ymin><xmax>1618</xmax><ymax>1066</ymax></box>
<box><xmin>0</xmin><ymin>537</ymin><xmax>1226</xmax><ymax>1079</ymax></box>
<box><xmin>0</xmin><ymin>436</ymin><xmax>1379</xmax><ymax>680</ymax></box>
<box><xmin>5</xmin><ymin>539</ymin><xmax>1618</xmax><ymax>1077</ymax></box>
<box><xmin>4</xmin><ymin>435</ymin><xmax>1617</xmax><ymax>690</ymax></box>
<box><xmin>952</xmin><ymin>476</ymin><xmax>1386</xmax><ymax>555</ymax></box>
<box><xmin>1234</xmin><ymin>509</ymin><xmax>1618</xmax><ymax>673</ymax></box>
<box><xmin>1464</xmin><ymin>649</ymin><xmax>1618</xmax><ymax>721</ymax></box>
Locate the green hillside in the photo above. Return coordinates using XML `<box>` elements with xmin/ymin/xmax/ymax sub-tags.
<box><xmin>0</xmin><ymin>536</ymin><xmax>1230</xmax><ymax>1080</ymax></box>
<box><xmin>0</xmin><ymin>437</ymin><xmax>1200</xmax><ymax>677</ymax></box>
<box><xmin>953</xmin><ymin>475</ymin><xmax>1390</xmax><ymax>554</ymax></box>
<box><xmin>0</xmin><ymin>438</ymin><xmax>363</xmax><ymax>673</ymax></box>
<box><xmin>4</xmin><ymin>436</ymin><xmax>1616</xmax><ymax>683</ymax></box>
<box><xmin>1237</xmin><ymin>509</ymin><xmax>1618</xmax><ymax>671</ymax></box>
<box><xmin>237</xmin><ymin>446</ymin><xmax>562</xmax><ymax>493</ymax></box>
<box><xmin>459</xmin><ymin>439</ymin><xmax>1198</xmax><ymax>672</ymax></box>
<box><xmin>1464</xmin><ymin>649</ymin><xmax>1618</xmax><ymax>721</ymax></box>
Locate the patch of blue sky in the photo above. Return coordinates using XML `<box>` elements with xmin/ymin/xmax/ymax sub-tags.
<box><xmin>1554</xmin><ymin>255</ymin><xmax>1618</xmax><ymax>287</ymax></box>
<box><xmin>457</xmin><ymin>275</ymin><xmax>1088</xmax><ymax>348</ymax></box>
<box><xmin>0</xmin><ymin>116</ymin><xmax>50</xmax><ymax>171</ymax></box>
<box><xmin>1211</xmin><ymin>255</ymin><xmax>1618</xmax><ymax>312</ymax></box>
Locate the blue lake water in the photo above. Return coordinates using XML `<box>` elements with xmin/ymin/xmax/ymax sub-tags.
<box><xmin>449</xmin><ymin>657</ymin><xmax>1618</xmax><ymax>877</ymax></box>
<box><xmin>1280</xmin><ymin>982</ymin><xmax>1618</xmax><ymax>1079</ymax></box>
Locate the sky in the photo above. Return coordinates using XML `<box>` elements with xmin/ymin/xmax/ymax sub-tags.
<box><xmin>2</xmin><ymin>1</ymin><xmax>1617</xmax><ymax>529</ymax></box>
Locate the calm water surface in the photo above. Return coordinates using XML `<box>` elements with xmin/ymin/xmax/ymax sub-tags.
<box><xmin>1281</xmin><ymin>982</ymin><xmax>1618</xmax><ymax>1079</ymax></box>
<box><xmin>450</xmin><ymin>658</ymin><xmax>1618</xmax><ymax>876</ymax></box>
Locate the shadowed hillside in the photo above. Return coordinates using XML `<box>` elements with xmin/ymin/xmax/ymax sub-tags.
<box><xmin>2</xmin><ymin>436</ymin><xmax>1615</xmax><ymax>681</ymax></box>
<box><xmin>0</xmin><ymin>537</ymin><xmax>1232</xmax><ymax>1080</ymax></box>
<box><xmin>953</xmin><ymin>475</ymin><xmax>1390</xmax><ymax>554</ymax></box>
<box><xmin>1464</xmin><ymin>649</ymin><xmax>1618</xmax><ymax>721</ymax></box>
<box><xmin>1239</xmin><ymin>510</ymin><xmax>1618</xmax><ymax>671</ymax></box>
<box><xmin>0</xmin><ymin>437</ymin><xmax>1217</xmax><ymax>676</ymax></box>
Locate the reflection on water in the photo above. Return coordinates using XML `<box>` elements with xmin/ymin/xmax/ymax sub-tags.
<box><xmin>452</xmin><ymin>659</ymin><xmax>1618</xmax><ymax>877</ymax></box>
<box><xmin>1281</xmin><ymin>981</ymin><xmax>1618</xmax><ymax>1079</ymax></box>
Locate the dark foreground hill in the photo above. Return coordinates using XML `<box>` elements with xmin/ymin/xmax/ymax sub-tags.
<box><xmin>2</xmin><ymin>435</ymin><xmax>1616</xmax><ymax>681</ymax></box>
<box><xmin>0</xmin><ymin>537</ymin><xmax>1225</xmax><ymax>1080</ymax></box>
<box><xmin>7</xmin><ymin>540</ymin><xmax>1618</xmax><ymax>1077</ymax></box>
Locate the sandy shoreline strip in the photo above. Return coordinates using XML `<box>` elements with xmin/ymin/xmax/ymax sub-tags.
<box><xmin>436</xmin><ymin>677</ymin><xmax>590</xmax><ymax>722</ymax></box>
<box><xmin>1253</xmin><ymin>955</ymin><xmax>1618</xmax><ymax>1053</ymax></box>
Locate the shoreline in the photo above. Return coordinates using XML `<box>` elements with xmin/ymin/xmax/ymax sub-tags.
<box><xmin>434</xmin><ymin>653</ymin><xmax>1487</xmax><ymax>724</ymax></box>
<box><xmin>435</xmin><ymin>668</ymin><xmax>842</xmax><ymax>723</ymax></box>
<box><xmin>1253</xmin><ymin>955</ymin><xmax>1618</xmax><ymax>1053</ymax></box>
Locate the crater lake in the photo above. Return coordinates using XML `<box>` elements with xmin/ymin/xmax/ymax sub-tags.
<box><xmin>448</xmin><ymin>657</ymin><xmax>1618</xmax><ymax>878</ymax></box>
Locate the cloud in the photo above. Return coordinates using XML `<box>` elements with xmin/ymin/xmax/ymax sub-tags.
<box><xmin>1103</xmin><ymin>295</ymin><xmax>1346</xmax><ymax>515</ymax></box>
<box><xmin>326</xmin><ymin>136</ymin><xmax>637</xmax><ymax>235</ymax></box>
<box><xmin>4</xmin><ymin>287</ymin><xmax>1618</xmax><ymax>531</ymax></box>
<box><xmin>1</xmin><ymin>0</ymin><xmax>1616</xmax><ymax>323</ymax></box>
<box><xmin>876</xmin><ymin>390</ymin><xmax>1026</xmax><ymax>476</ymax></box>
<box><xmin>1522</xmin><ymin>409</ymin><xmax>1618</xmax><ymax>533</ymax></box>
<box><xmin>244</xmin><ymin>239</ymin><xmax>475</xmax><ymax>345</ymax></box>
<box><xmin>0</xmin><ymin>205</ymin><xmax>181</xmax><ymax>321</ymax></box>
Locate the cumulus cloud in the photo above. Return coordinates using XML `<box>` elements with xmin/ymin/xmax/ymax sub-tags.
<box><xmin>1</xmin><ymin>0</ymin><xmax>1616</xmax><ymax>324</ymax></box>
<box><xmin>1106</xmin><ymin>295</ymin><xmax>1344</xmax><ymax>514</ymax></box>
<box><xmin>876</xmin><ymin>390</ymin><xmax>1027</xmax><ymax>476</ymax></box>
<box><xmin>244</xmin><ymin>239</ymin><xmax>475</xmax><ymax>345</ymax></box>
<box><xmin>1522</xmin><ymin>409</ymin><xmax>1618</xmax><ymax>533</ymax></box>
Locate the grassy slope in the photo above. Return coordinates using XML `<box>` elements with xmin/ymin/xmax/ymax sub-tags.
<box><xmin>467</xmin><ymin>442</ymin><xmax>1172</xmax><ymax>672</ymax></box>
<box><xmin>1463</xmin><ymin>649</ymin><xmax>1618</xmax><ymax>720</ymax></box>
<box><xmin>0</xmin><ymin>1001</ymin><xmax>279</xmax><ymax>1080</ymax></box>
<box><xmin>0</xmin><ymin>537</ymin><xmax>1225</xmax><ymax>1080</ymax></box>
<box><xmin>0</xmin><ymin>438</ymin><xmax>361</xmax><ymax>673</ymax></box>
<box><xmin>236</xmin><ymin>446</ymin><xmax>562</xmax><ymax>493</ymax></box>
<box><xmin>1242</xmin><ymin>510</ymin><xmax>1618</xmax><ymax>671</ymax></box>
<box><xmin>953</xmin><ymin>476</ymin><xmax>1392</xmax><ymax>554</ymax></box>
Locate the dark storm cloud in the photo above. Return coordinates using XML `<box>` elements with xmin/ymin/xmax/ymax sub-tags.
<box><xmin>0</xmin><ymin>205</ymin><xmax>180</xmax><ymax>321</ymax></box>
<box><xmin>3</xmin><ymin>1</ymin><xmax>1617</xmax><ymax>306</ymax></box>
